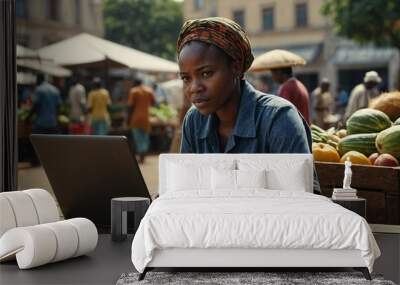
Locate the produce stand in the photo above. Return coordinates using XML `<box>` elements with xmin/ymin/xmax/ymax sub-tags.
<box><xmin>110</xmin><ymin>103</ymin><xmax>127</xmax><ymax>129</ymax></box>
<box><xmin>107</xmin><ymin>117</ymin><xmax>178</xmax><ymax>154</ymax></box>
<box><xmin>149</xmin><ymin>117</ymin><xmax>178</xmax><ymax>153</ymax></box>
<box><xmin>315</xmin><ymin>162</ymin><xmax>400</xmax><ymax>225</ymax></box>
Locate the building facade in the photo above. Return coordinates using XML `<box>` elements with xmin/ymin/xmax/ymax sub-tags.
<box><xmin>16</xmin><ymin>0</ymin><xmax>104</xmax><ymax>49</ymax></box>
<box><xmin>184</xmin><ymin>0</ymin><xmax>399</xmax><ymax>94</ymax></box>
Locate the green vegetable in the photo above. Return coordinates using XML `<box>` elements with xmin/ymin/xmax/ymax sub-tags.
<box><xmin>346</xmin><ymin>108</ymin><xmax>392</xmax><ymax>135</ymax></box>
<box><xmin>338</xmin><ymin>133</ymin><xmax>378</xmax><ymax>156</ymax></box>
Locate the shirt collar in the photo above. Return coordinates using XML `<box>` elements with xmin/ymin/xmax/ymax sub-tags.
<box><xmin>198</xmin><ymin>80</ymin><xmax>257</xmax><ymax>139</ymax></box>
<box><xmin>199</xmin><ymin>113</ymin><xmax>217</xmax><ymax>139</ymax></box>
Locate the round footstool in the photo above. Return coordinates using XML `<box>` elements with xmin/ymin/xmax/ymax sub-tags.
<box><xmin>111</xmin><ymin>197</ymin><xmax>150</xmax><ymax>242</ymax></box>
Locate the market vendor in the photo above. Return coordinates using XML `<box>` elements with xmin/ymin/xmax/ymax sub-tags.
<box><xmin>127</xmin><ymin>79</ymin><xmax>156</xmax><ymax>164</ymax></box>
<box><xmin>26</xmin><ymin>73</ymin><xmax>62</xmax><ymax>134</ymax></box>
<box><xmin>344</xmin><ymin>70</ymin><xmax>382</xmax><ymax>121</ymax></box>
<box><xmin>87</xmin><ymin>77</ymin><xmax>112</xmax><ymax>136</ymax></box>
<box><xmin>177</xmin><ymin>17</ymin><xmax>320</xmax><ymax>193</ymax></box>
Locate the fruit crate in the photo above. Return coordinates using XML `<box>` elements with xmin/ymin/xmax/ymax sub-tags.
<box><xmin>315</xmin><ymin>162</ymin><xmax>400</xmax><ymax>225</ymax></box>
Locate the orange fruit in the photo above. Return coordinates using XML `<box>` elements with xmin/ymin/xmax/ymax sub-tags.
<box><xmin>340</xmin><ymin>151</ymin><xmax>371</xmax><ymax>165</ymax></box>
<box><xmin>312</xmin><ymin>143</ymin><xmax>340</xmax><ymax>162</ymax></box>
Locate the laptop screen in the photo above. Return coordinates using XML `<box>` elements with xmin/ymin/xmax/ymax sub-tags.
<box><xmin>30</xmin><ymin>134</ymin><xmax>151</xmax><ymax>230</ymax></box>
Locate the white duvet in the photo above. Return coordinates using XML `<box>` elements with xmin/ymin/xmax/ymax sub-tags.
<box><xmin>131</xmin><ymin>190</ymin><xmax>380</xmax><ymax>273</ymax></box>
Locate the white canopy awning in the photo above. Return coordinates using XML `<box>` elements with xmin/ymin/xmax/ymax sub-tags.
<box><xmin>17</xmin><ymin>72</ymin><xmax>36</xmax><ymax>85</ymax></box>
<box><xmin>17</xmin><ymin>58</ymin><xmax>72</xmax><ymax>77</ymax></box>
<box><xmin>38</xmin><ymin>33</ymin><xmax>179</xmax><ymax>73</ymax></box>
<box><xmin>16</xmin><ymin>45</ymin><xmax>72</xmax><ymax>77</ymax></box>
<box><xmin>17</xmin><ymin>45</ymin><xmax>39</xmax><ymax>58</ymax></box>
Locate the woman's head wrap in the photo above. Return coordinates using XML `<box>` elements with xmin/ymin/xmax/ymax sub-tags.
<box><xmin>177</xmin><ymin>17</ymin><xmax>254</xmax><ymax>75</ymax></box>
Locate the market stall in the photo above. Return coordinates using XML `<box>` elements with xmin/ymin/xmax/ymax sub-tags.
<box><xmin>17</xmin><ymin>45</ymin><xmax>72</xmax><ymax>81</ymax></box>
<box><xmin>316</xmin><ymin>162</ymin><xmax>400</xmax><ymax>224</ymax></box>
<box><xmin>17</xmin><ymin>45</ymin><xmax>73</xmax><ymax>164</ymax></box>
<box><xmin>38</xmin><ymin>33</ymin><xmax>180</xmax><ymax>138</ymax></box>
<box><xmin>312</xmin><ymin>91</ymin><xmax>400</xmax><ymax>225</ymax></box>
<box><xmin>108</xmin><ymin>104</ymin><xmax>178</xmax><ymax>153</ymax></box>
<box><xmin>38</xmin><ymin>33</ymin><xmax>179</xmax><ymax>73</ymax></box>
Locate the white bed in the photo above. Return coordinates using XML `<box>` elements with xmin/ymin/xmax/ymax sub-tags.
<box><xmin>131</xmin><ymin>154</ymin><xmax>380</xmax><ymax>280</ymax></box>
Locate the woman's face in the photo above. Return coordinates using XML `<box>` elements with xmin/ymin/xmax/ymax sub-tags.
<box><xmin>178</xmin><ymin>41</ymin><xmax>239</xmax><ymax>116</ymax></box>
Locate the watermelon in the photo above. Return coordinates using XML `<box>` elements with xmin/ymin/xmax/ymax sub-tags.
<box><xmin>338</xmin><ymin>133</ymin><xmax>378</xmax><ymax>156</ymax></box>
<box><xmin>376</xmin><ymin>125</ymin><xmax>400</xmax><ymax>159</ymax></box>
<box><xmin>346</xmin><ymin>108</ymin><xmax>392</xmax><ymax>135</ymax></box>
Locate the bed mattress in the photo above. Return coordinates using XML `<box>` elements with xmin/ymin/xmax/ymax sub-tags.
<box><xmin>131</xmin><ymin>190</ymin><xmax>380</xmax><ymax>273</ymax></box>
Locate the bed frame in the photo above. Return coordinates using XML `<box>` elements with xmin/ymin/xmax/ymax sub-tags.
<box><xmin>137</xmin><ymin>154</ymin><xmax>372</xmax><ymax>281</ymax></box>
<box><xmin>139</xmin><ymin>248</ymin><xmax>371</xmax><ymax>280</ymax></box>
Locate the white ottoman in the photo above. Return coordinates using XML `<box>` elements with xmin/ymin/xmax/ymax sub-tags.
<box><xmin>0</xmin><ymin>189</ymin><xmax>98</xmax><ymax>269</ymax></box>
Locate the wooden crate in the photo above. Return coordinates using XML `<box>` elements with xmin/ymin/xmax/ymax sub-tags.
<box><xmin>315</xmin><ymin>162</ymin><xmax>400</xmax><ymax>225</ymax></box>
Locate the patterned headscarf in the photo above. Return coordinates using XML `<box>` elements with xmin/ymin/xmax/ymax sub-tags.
<box><xmin>177</xmin><ymin>17</ymin><xmax>254</xmax><ymax>75</ymax></box>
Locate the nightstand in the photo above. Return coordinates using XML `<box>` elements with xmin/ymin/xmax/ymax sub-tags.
<box><xmin>111</xmin><ymin>197</ymin><xmax>150</xmax><ymax>242</ymax></box>
<box><xmin>331</xmin><ymin>197</ymin><xmax>366</xmax><ymax>219</ymax></box>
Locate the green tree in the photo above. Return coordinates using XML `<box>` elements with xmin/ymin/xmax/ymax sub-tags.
<box><xmin>104</xmin><ymin>0</ymin><xmax>183</xmax><ymax>61</ymax></box>
<box><xmin>321</xmin><ymin>0</ymin><xmax>400</xmax><ymax>49</ymax></box>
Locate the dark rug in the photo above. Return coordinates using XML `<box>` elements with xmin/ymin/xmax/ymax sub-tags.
<box><xmin>116</xmin><ymin>271</ymin><xmax>395</xmax><ymax>285</ymax></box>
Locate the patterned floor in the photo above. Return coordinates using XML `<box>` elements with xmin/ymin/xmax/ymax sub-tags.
<box><xmin>117</xmin><ymin>271</ymin><xmax>395</xmax><ymax>285</ymax></box>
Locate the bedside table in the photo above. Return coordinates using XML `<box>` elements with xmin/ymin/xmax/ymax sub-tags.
<box><xmin>111</xmin><ymin>197</ymin><xmax>150</xmax><ymax>242</ymax></box>
<box><xmin>331</xmin><ymin>197</ymin><xmax>366</xmax><ymax>219</ymax></box>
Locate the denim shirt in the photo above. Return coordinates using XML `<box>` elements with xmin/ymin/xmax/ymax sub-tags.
<box><xmin>180</xmin><ymin>80</ymin><xmax>321</xmax><ymax>193</ymax></box>
<box><xmin>33</xmin><ymin>82</ymin><xmax>61</xmax><ymax>129</ymax></box>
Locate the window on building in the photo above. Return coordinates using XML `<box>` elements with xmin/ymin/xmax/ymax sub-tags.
<box><xmin>16</xmin><ymin>0</ymin><xmax>28</xmax><ymax>19</ymax></box>
<box><xmin>46</xmin><ymin>0</ymin><xmax>59</xmax><ymax>21</ymax></box>
<box><xmin>75</xmin><ymin>0</ymin><xmax>81</xmax><ymax>25</ymax></box>
<box><xmin>295</xmin><ymin>3</ymin><xmax>308</xmax><ymax>27</ymax></box>
<box><xmin>262</xmin><ymin>7</ymin><xmax>274</xmax><ymax>31</ymax></box>
<box><xmin>233</xmin><ymin>10</ymin><xmax>245</xmax><ymax>28</ymax></box>
<box><xmin>193</xmin><ymin>0</ymin><xmax>205</xmax><ymax>11</ymax></box>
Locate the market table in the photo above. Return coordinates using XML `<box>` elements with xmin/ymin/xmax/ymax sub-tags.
<box><xmin>316</xmin><ymin>162</ymin><xmax>400</xmax><ymax>225</ymax></box>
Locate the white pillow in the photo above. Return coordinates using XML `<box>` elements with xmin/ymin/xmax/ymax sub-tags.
<box><xmin>236</xmin><ymin>169</ymin><xmax>267</xmax><ymax>189</ymax></box>
<box><xmin>267</xmin><ymin>167</ymin><xmax>307</xmax><ymax>192</ymax></box>
<box><xmin>211</xmin><ymin>169</ymin><xmax>267</xmax><ymax>190</ymax></box>
<box><xmin>237</xmin><ymin>159</ymin><xmax>307</xmax><ymax>192</ymax></box>
<box><xmin>167</xmin><ymin>160</ymin><xmax>235</xmax><ymax>191</ymax></box>
<box><xmin>167</xmin><ymin>163</ymin><xmax>209</xmax><ymax>191</ymax></box>
<box><xmin>211</xmin><ymin>168</ymin><xmax>236</xmax><ymax>190</ymax></box>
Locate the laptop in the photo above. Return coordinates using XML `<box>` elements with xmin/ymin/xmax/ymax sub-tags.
<box><xmin>30</xmin><ymin>134</ymin><xmax>151</xmax><ymax>230</ymax></box>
